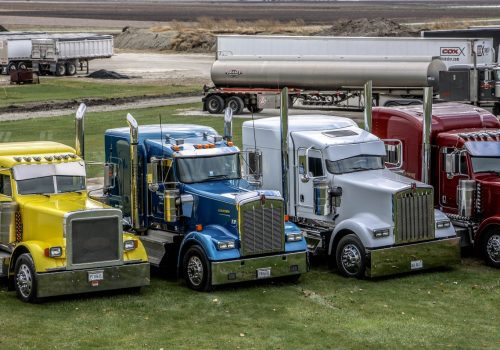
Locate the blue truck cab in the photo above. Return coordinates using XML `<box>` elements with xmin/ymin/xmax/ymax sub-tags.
<box><xmin>102</xmin><ymin>115</ymin><xmax>307</xmax><ymax>291</ymax></box>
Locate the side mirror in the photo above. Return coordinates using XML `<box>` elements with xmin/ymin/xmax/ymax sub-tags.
<box><xmin>103</xmin><ymin>163</ymin><xmax>117</xmax><ymax>192</ymax></box>
<box><xmin>382</xmin><ymin>139</ymin><xmax>403</xmax><ymax>169</ymax></box>
<box><xmin>298</xmin><ymin>151</ymin><xmax>310</xmax><ymax>183</ymax></box>
<box><xmin>444</xmin><ymin>153</ymin><xmax>457</xmax><ymax>175</ymax></box>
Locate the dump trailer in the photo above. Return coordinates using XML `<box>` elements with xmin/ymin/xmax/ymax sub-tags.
<box><xmin>101</xmin><ymin>114</ymin><xmax>308</xmax><ymax>291</ymax></box>
<box><xmin>372</xmin><ymin>102</ymin><xmax>500</xmax><ymax>268</ymax></box>
<box><xmin>203</xmin><ymin>35</ymin><xmax>498</xmax><ymax>114</ymax></box>
<box><xmin>0</xmin><ymin>105</ymin><xmax>149</xmax><ymax>302</ymax></box>
<box><xmin>240</xmin><ymin>89</ymin><xmax>460</xmax><ymax>278</ymax></box>
<box><xmin>0</xmin><ymin>34</ymin><xmax>48</xmax><ymax>73</ymax></box>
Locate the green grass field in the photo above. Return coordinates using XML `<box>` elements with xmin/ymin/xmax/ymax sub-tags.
<box><xmin>0</xmin><ymin>78</ymin><xmax>199</xmax><ymax>107</ymax></box>
<box><xmin>0</xmin><ymin>104</ymin><xmax>499</xmax><ymax>349</ymax></box>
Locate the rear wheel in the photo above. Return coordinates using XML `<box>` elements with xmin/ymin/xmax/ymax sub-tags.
<box><xmin>55</xmin><ymin>63</ymin><xmax>66</xmax><ymax>76</ymax></box>
<box><xmin>17</xmin><ymin>61</ymin><xmax>28</xmax><ymax>70</ymax></box>
<box><xmin>226</xmin><ymin>96</ymin><xmax>244</xmax><ymax>115</ymax></box>
<box><xmin>14</xmin><ymin>253</ymin><xmax>38</xmax><ymax>303</ymax></box>
<box><xmin>483</xmin><ymin>229</ymin><xmax>500</xmax><ymax>268</ymax></box>
<box><xmin>7</xmin><ymin>63</ymin><xmax>16</xmax><ymax>74</ymax></box>
<box><xmin>205</xmin><ymin>95</ymin><xmax>224</xmax><ymax>114</ymax></box>
<box><xmin>66</xmin><ymin>62</ymin><xmax>77</xmax><ymax>76</ymax></box>
<box><xmin>335</xmin><ymin>234</ymin><xmax>366</xmax><ymax>278</ymax></box>
<box><xmin>183</xmin><ymin>246</ymin><xmax>212</xmax><ymax>292</ymax></box>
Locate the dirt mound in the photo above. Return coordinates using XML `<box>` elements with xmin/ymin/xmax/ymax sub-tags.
<box><xmin>316</xmin><ymin>18</ymin><xmax>423</xmax><ymax>37</ymax></box>
<box><xmin>114</xmin><ymin>27</ymin><xmax>176</xmax><ymax>51</ymax></box>
<box><xmin>88</xmin><ymin>69</ymin><xmax>129</xmax><ymax>79</ymax></box>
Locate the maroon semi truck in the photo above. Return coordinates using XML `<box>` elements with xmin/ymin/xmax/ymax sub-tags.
<box><xmin>371</xmin><ymin>102</ymin><xmax>500</xmax><ymax>267</ymax></box>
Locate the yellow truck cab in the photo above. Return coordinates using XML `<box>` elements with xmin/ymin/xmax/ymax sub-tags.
<box><xmin>0</xmin><ymin>141</ymin><xmax>149</xmax><ymax>302</ymax></box>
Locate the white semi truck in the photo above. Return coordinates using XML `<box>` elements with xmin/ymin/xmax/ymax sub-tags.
<box><xmin>240</xmin><ymin>90</ymin><xmax>461</xmax><ymax>278</ymax></box>
<box><xmin>203</xmin><ymin>35</ymin><xmax>500</xmax><ymax>114</ymax></box>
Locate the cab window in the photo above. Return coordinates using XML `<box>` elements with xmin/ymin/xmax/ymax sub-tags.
<box><xmin>0</xmin><ymin>174</ymin><xmax>12</xmax><ymax>197</ymax></box>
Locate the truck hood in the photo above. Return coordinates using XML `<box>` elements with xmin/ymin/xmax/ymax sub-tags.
<box><xmin>476</xmin><ymin>173</ymin><xmax>500</xmax><ymax>218</ymax></box>
<box><xmin>18</xmin><ymin>194</ymin><xmax>109</xmax><ymax>218</ymax></box>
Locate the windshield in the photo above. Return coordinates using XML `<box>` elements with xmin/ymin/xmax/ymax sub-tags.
<box><xmin>177</xmin><ymin>154</ymin><xmax>241</xmax><ymax>184</ymax></box>
<box><xmin>325</xmin><ymin>155</ymin><xmax>384</xmax><ymax>174</ymax></box>
<box><xmin>17</xmin><ymin>175</ymin><xmax>86</xmax><ymax>195</ymax></box>
<box><xmin>471</xmin><ymin>157</ymin><xmax>500</xmax><ymax>173</ymax></box>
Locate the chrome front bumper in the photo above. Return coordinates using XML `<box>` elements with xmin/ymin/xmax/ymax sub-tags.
<box><xmin>36</xmin><ymin>262</ymin><xmax>150</xmax><ymax>298</ymax></box>
<box><xmin>211</xmin><ymin>251</ymin><xmax>307</xmax><ymax>285</ymax></box>
<box><xmin>367</xmin><ymin>237</ymin><xmax>461</xmax><ymax>278</ymax></box>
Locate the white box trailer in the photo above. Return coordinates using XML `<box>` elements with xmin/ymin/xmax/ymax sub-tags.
<box><xmin>216</xmin><ymin>35</ymin><xmax>496</xmax><ymax>68</ymax></box>
<box><xmin>31</xmin><ymin>34</ymin><xmax>113</xmax><ymax>76</ymax></box>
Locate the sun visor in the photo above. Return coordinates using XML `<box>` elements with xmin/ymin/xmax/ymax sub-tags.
<box><xmin>325</xmin><ymin>141</ymin><xmax>386</xmax><ymax>162</ymax></box>
<box><xmin>465</xmin><ymin>141</ymin><xmax>500</xmax><ymax>157</ymax></box>
<box><xmin>13</xmin><ymin>161</ymin><xmax>86</xmax><ymax>181</ymax></box>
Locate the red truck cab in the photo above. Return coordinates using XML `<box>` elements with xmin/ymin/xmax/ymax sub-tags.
<box><xmin>372</xmin><ymin>103</ymin><xmax>500</xmax><ymax>267</ymax></box>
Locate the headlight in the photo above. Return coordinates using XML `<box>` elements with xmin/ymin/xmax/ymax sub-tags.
<box><xmin>124</xmin><ymin>239</ymin><xmax>138</xmax><ymax>251</ymax></box>
<box><xmin>44</xmin><ymin>246</ymin><xmax>62</xmax><ymax>258</ymax></box>
<box><xmin>372</xmin><ymin>228</ymin><xmax>390</xmax><ymax>238</ymax></box>
<box><xmin>286</xmin><ymin>233</ymin><xmax>303</xmax><ymax>242</ymax></box>
<box><xmin>436</xmin><ymin>220</ymin><xmax>451</xmax><ymax>229</ymax></box>
<box><xmin>217</xmin><ymin>241</ymin><xmax>236</xmax><ymax>250</ymax></box>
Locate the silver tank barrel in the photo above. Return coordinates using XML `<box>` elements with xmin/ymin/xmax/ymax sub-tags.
<box><xmin>211</xmin><ymin>58</ymin><xmax>445</xmax><ymax>90</ymax></box>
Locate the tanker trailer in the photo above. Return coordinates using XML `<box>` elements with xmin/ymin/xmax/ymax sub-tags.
<box><xmin>203</xmin><ymin>55</ymin><xmax>446</xmax><ymax>114</ymax></box>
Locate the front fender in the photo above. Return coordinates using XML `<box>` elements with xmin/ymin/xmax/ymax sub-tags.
<box><xmin>123</xmin><ymin>232</ymin><xmax>149</xmax><ymax>262</ymax></box>
<box><xmin>475</xmin><ymin>216</ymin><xmax>500</xmax><ymax>242</ymax></box>
<box><xmin>10</xmin><ymin>241</ymin><xmax>66</xmax><ymax>274</ymax></box>
<box><xmin>330</xmin><ymin>213</ymin><xmax>393</xmax><ymax>255</ymax></box>
<box><xmin>285</xmin><ymin>221</ymin><xmax>307</xmax><ymax>252</ymax></box>
<box><xmin>178</xmin><ymin>225</ymin><xmax>240</xmax><ymax>267</ymax></box>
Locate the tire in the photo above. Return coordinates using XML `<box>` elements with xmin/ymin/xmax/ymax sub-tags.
<box><xmin>205</xmin><ymin>95</ymin><xmax>225</xmax><ymax>114</ymax></box>
<box><xmin>66</xmin><ymin>62</ymin><xmax>77</xmax><ymax>76</ymax></box>
<box><xmin>14</xmin><ymin>253</ymin><xmax>38</xmax><ymax>303</ymax></box>
<box><xmin>247</xmin><ymin>105</ymin><xmax>263</xmax><ymax>113</ymax></box>
<box><xmin>55</xmin><ymin>63</ymin><xmax>66</xmax><ymax>76</ymax></box>
<box><xmin>182</xmin><ymin>246</ymin><xmax>212</xmax><ymax>292</ymax></box>
<box><xmin>493</xmin><ymin>103</ymin><xmax>500</xmax><ymax>116</ymax></box>
<box><xmin>482</xmin><ymin>229</ymin><xmax>500</xmax><ymax>268</ymax></box>
<box><xmin>17</xmin><ymin>61</ymin><xmax>28</xmax><ymax>70</ymax></box>
<box><xmin>7</xmin><ymin>63</ymin><xmax>16</xmax><ymax>74</ymax></box>
<box><xmin>335</xmin><ymin>234</ymin><xmax>366</xmax><ymax>278</ymax></box>
<box><xmin>226</xmin><ymin>96</ymin><xmax>244</xmax><ymax>115</ymax></box>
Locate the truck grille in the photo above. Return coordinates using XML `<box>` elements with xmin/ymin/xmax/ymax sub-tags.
<box><xmin>71</xmin><ymin>217</ymin><xmax>120</xmax><ymax>265</ymax></box>
<box><xmin>393</xmin><ymin>188</ymin><xmax>435</xmax><ymax>244</ymax></box>
<box><xmin>239</xmin><ymin>198</ymin><xmax>284</xmax><ymax>256</ymax></box>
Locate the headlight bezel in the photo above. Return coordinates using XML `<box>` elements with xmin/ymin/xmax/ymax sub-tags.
<box><xmin>217</xmin><ymin>241</ymin><xmax>236</xmax><ymax>250</ymax></box>
<box><xmin>372</xmin><ymin>228</ymin><xmax>391</xmax><ymax>238</ymax></box>
<box><xmin>436</xmin><ymin>220</ymin><xmax>451</xmax><ymax>229</ymax></box>
<box><xmin>124</xmin><ymin>239</ymin><xmax>138</xmax><ymax>251</ymax></box>
<box><xmin>286</xmin><ymin>232</ymin><xmax>303</xmax><ymax>242</ymax></box>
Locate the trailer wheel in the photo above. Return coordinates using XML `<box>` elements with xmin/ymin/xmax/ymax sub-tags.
<box><xmin>55</xmin><ymin>63</ymin><xmax>66</xmax><ymax>76</ymax></box>
<box><xmin>205</xmin><ymin>95</ymin><xmax>225</xmax><ymax>114</ymax></box>
<box><xmin>183</xmin><ymin>246</ymin><xmax>212</xmax><ymax>292</ymax></box>
<box><xmin>66</xmin><ymin>62</ymin><xmax>77</xmax><ymax>76</ymax></box>
<box><xmin>7</xmin><ymin>63</ymin><xmax>16</xmax><ymax>74</ymax></box>
<box><xmin>335</xmin><ymin>234</ymin><xmax>366</xmax><ymax>278</ymax></box>
<box><xmin>14</xmin><ymin>253</ymin><xmax>38</xmax><ymax>303</ymax></box>
<box><xmin>247</xmin><ymin>105</ymin><xmax>263</xmax><ymax>113</ymax></box>
<box><xmin>482</xmin><ymin>229</ymin><xmax>500</xmax><ymax>268</ymax></box>
<box><xmin>226</xmin><ymin>96</ymin><xmax>244</xmax><ymax>115</ymax></box>
<box><xmin>16</xmin><ymin>62</ymin><xmax>28</xmax><ymax>70</ymax></box>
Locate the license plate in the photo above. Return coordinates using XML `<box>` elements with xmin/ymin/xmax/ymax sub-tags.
<box><xmin>257</xmin><ymin>267</ymin><xmax>271</xmax><ymax>279</ymax></box>
<box><xmin>411</xmin><ymin>260</ymin><xmax>423</xmax><ymax>270</ymax></box>
<box><xmin>88</xmin><ymin>270</ymin><xmax>104</xmax><ymax>282</ymax></box>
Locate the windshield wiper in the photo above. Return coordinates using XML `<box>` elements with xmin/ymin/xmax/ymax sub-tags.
<box><xmin>207</xmin><ymin>174</ymin><xmax>230</xmax><ymax>180</ymax></box>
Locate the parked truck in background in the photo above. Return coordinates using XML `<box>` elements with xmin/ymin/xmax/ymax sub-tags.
<box><xmin>240</xmin><ymin>89</ymin><xmax>460</xmax><ymax>278</ymax></box>
<box><xmin>0</xmin><ymin>105</ymin><xmax>149</xmax><ymax>302</ymax></box>
<box><xmin>203</xmin><ymin>35</ymin><xmax>500</xmax><ymax>114</ymax></box>
<box><xmin>101</xmin><ymin>114</ymin><xmax>307</xmax><ymax>291</ymax></box>
<box><xmin>372</xmin><ymin>102</ymin><xmax>500</xmax><ymax>267</ymax></box>
<box><xmin>0</xmin><ymin>32</ymin><xmax>113</xmax><ymax>75</ymax></box>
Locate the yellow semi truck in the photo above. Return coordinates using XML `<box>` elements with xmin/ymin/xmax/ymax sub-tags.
<box><xmin>0</xmin><ymin>105</ymin><xmax>149</xmax><ymax>302</ymax></box>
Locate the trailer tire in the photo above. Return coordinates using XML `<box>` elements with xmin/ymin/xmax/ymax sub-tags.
<box><xmin>66</xmin><ymin>62</ymin><xmax>77</xmax><ymax>76</ymax></box>
<box><xmin>183</xmin><ymin>245</ymin><xmax>212</xmax><ymax>292</ymax></box>
<box><xmin>247</xmin><ymin>105</ymin><xmax>263</xmax><ymax>113</ymax></box>
<box><xmin>226</xmin><ymin>96</ymin><xmax>244</xmax><ymax>115</ymax></box>
<box><xmin>482</xmin><ymin>229</ymin><xmax>500</xmax><ymax>268</ymax></box>
<box><xmin>7</xmin><ymin>63</ymin><xmax>16</xmax><ymax>74</ymax></box>
<box><xmin>205</xmin><ymin>95</ymin><xmax>225</xmax><ymax>114</ymax></box>
<box><xmin>55</xmin><ymin>63</ymin><xmax>66</xmax><ymax>76</ymax></box>
<box><xmin>16</xmin><ymin>62</ymin><xmax>28</xmax><ymax>70</ymax></box>
<box><xmin>14</xmin><ymin>253</ymin><xmax>38</xmax><ymax>303</ymax></box>
<box><xmin>335</xmin><ymin>234</ymin><xmax>366</xmax><ymax>279</ymax></box>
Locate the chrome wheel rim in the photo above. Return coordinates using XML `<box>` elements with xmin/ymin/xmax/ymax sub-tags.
<box><xmin>187</xmin><ymin>256</ymin><xmax>204</xmax><ymax>286</ymax></box>
<box><xmin>486</xmin><ymin>234</ymin><xmax>500</xmax><ymax>263</ymax></box>
<box><xmin>16</xmin><ymin>264</ymin><xmax>33</xmax><ymax>298</ymax></box>
<box><xmin>208</xmin><ymin>99</ymin><xmax>220</xmax><ymax>112</ymax></box>
<box><xmin>341</xmin><ymin>243</ymin><xmax>362</xmax><ymax>275</ymax></box>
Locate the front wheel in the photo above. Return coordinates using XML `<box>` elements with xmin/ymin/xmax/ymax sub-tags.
<box><xmin>483</xmin><ymin>229</ymin><xmax>500</xmax><ymax>268</ymax></box>
<box><xmin>335</xmin><ymin>234</ymin><xmax>366</xmax><ymax>278</ymax></box>
<box><xmin>226</xmin><ymin>96</ymin><xmax>244</xmax><ymax>115</ymax></box>
<box><xmin>183</xmin><ymin>246</ymin><xmax>212</xmax><ymax>292</ymax></box>
<box><xmin>14</xmin><ymin>253</ymin><xmax>38</xmax><ymax>303</ymax></box>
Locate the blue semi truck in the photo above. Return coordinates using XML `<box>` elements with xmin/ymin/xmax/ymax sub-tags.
<box><xmin>101</xmin><ymin>114</ymin><xmax>308</xmax><ymax>291</ymax></box>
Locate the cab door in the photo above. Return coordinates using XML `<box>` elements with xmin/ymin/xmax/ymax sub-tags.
<box><xmin>295</xmin><ymin>148</ymin><xmax>324</xmax><ymax>218</ymax></box>
<box><xmin>0</xmin><ymin>172</ymin><xmax>17</xmax><ymax>245</ymax></box>
<box><xmin>147</xmin><ymin>158</ymin><xmax>175</xmax><ymax>224</ymax></box>
<box><xmin>439</xmin><ymin>147</ymin><xmax>469</xmax><ymax>212</ymax></box>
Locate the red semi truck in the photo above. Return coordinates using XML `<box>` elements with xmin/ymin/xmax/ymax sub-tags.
<box><xmin>371</xmin><ymin>102</ymin><xmax>500</xmax><ymax>267</ymax></box>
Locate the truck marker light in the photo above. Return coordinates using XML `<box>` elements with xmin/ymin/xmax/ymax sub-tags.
<box><xmin>44</xmin><ymin>156</ymin><xmax>53</xmax><ymax>161</ymax></box>
<box><xmin>284</xmin><ymin>215</ymin><xmax>290</xmax><ymax>222</ymax></box>
<box><xmin>227</xmin><ymin>141</ymin><xmax>234</xmax><ymax>147</ymax></box>
<box><xmin>33</xmin><ymin>156</ymin><xmax>41</xmax><ymax>162</ymax></box>
<box><xmin>203</xmin><ymin>144</ymin><xmax>210</xmax><ymax>149</ymax></box>
<box><xmin>196</xmin><ymin>224</ymin><xmax>203</xmax><ymax>231</ymax></box>
<box><xmin>194</xmin><ymin>144</ymin><xmax>202</xmax><ymax>149</ymax></box>
<box><xmin>69</xmin><ymin>153</ymin><xmax>77</xmax><ymax>159</ymax></box>
<box><xmin>23</xmin><ymin>157</ymin><xmax>32</xmax><ymax>162</ymax></box>
<box><xmin>44</xmin><ymin>246</ymin><xmax>62</xmax><ymax>258</ymax></box>
<box><xmin>13</xmin><ymin>157</ymin><xmax>22</xmax><ymax>162</ymax></box>
<box><xmin>124</xmin><ymin>240</ymin><xmax>138</xmax><ymax>251</ymax></box>
<box><xmin>209</xmin><ymin>144</ymin><xmax>215</xmax><ymax>148</ymax></box>
<box><xmin>171</xmin><ymin>145</ymin><xmax>181</xmax><ymax>152</ymax></box>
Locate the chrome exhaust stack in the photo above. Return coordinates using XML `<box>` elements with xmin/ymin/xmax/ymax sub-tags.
<box><xmin>223</xmin><ymin>107</ymin><xmax>233</xmax><ymax>141</ymax></box>
<box><xmin>75</xmin><ymin>103</ymin><xmax>87</xmax><ymax>159</ymax></box>
<box><xmin>280</xmin><ymin>87</ymin><xmax>289</xmax><ymax>212</ymax></box>
<box><xmin>126</xmin><ymin>113</ymin><xmax>141</xmax><ymax>231</ymax></box>
<box><xmin>363</xmin><ymin>80</ymin><xmax>373</xmax><ymax>132</ymax></box>
<box><xmin>422</xmin><ymin>87</ymin><xmax>433</xmax><ymax>185</ymax></box>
